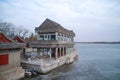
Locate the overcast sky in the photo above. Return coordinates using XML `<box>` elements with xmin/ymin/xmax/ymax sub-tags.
<box><xmin>1</xmin><ymin>0</ymin><xmax>120</xmax><ymax>42</ymax></box>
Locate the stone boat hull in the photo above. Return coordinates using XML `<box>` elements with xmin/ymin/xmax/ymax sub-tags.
<box><xmin>21</xmin><ymin>50</ymin><xmax>77</xmax><ymax>74</ymax></box>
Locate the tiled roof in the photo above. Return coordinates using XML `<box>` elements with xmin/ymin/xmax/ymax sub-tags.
<box><xmin>0</xmin><ymin>31</ymin><xmax>14</xmax><ymax>43</ymax></box>
<box><xmin>0</xmin><ymin>31</ymin><xmax>25</xmax><ymax>50</ymax></box>
<box><xmin>13</xmin><ymin>36</ymin><xmax>25</xmax><ymax>43</ymax></box>
<box><xmin>35</xmin><ymin>18</ymin><xmax>75</xmax><ymax>37</ymax></box>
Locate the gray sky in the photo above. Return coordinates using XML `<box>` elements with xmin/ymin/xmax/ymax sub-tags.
<box><xmin>1</xmin><ymin>0</ymin><xmax>120</xmax><ymax>42</ymax></box>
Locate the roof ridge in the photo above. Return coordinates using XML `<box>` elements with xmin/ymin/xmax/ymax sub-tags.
<box><xmin>45</xmin><ymin>18</ymin><xmax>60</xmax><ymax>27</ymax></box>
<box><xmin>46</xmin><ymin>19</ymin><xmax>72</xmax><ymax>31</ymax></box>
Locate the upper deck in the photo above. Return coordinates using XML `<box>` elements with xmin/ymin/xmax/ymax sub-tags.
<box><xmin>31</xmin><ymin>19</ymin><xmax>75</xmax><ymax>48</ymax></box>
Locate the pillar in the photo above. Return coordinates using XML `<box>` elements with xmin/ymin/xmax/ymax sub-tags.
<box><xmin>61</xmin><ymin>48</ymin><xmax>62</xmax><ymax>56</ymax></box>
<box><xmin>59</xmin><ymin>47</ymin><xmax>61</xmax><ymax>57</ymax></box>
<box><xmin>50</xmin><ymin>34</ymin><xmax>51</xmax><ymax>40</ymax></box>
<box><xmin>63</xmin><ymin>47</ymin><xmax>64</xmax><ymax>56</ymax></box>
<box><xmin>55</xmin><ymin>48</ymin><xmax>58</xmax><ymax>59</ymax></box>
<box><xmin>49</xmin><ymin>48</ymin><xmax>52</xmax><ymax>60</ymax></box>
<box><xmin>55</xmin><ymin>32</ymin><xmax>58</xmax><ymax>40</ymax></box>
<box><xmin>64</xmin><ymin>47</ymin><xmax>66</xmax><ymax>55</ymax></box>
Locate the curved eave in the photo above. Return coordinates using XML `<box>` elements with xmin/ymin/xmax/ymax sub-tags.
<box><xmin>35</xmin><ymin>28</ymin><xmax>75</xmax><ymax>37</ymax></box>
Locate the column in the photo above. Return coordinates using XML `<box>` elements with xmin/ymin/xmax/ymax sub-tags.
<box><xmin>48</xmin><ymin>35</ymin><xmax>50</xmax><ymax>40</ymax></box>
<box><xmin>59</xmin><ymin>47</ymin><xmax>61</xmax><ymax>57</ymax></box>
<box><xmin>61</xmin><ymin>47</ymin><xmax>63</xmax><ymax>56</ymax></box>
<box><xmin>64</xmin><ymin>47</ymin><xmax>66</xmax><ymax>55</ymax></box>
<box><xmin>50</xmin><ymin>34</ymin><xmax>52</xmax><ymax>40</ymax></box>
<box><xmin>55</xmin><ymin>48</ymin><xmax>58</xmax><ymax>59</ymax></box>
<box><xmin>49</xmin><ymin>48</ymin><xmax>52</xmax><ymax>60</ymax></box>
<box><xmin>43</xmin><ymin>34</ymin><xmax>45</xmax><ymax>40</ymax></box>
<box><xmin>61</xmin><ymin>48</ymin><xmax>62</xmax><ymax>56</ymax></box>
<box><xmin>63</xmin><ymin>47</ymin><xmax>64</xmax><ymax>56</ymax></box>
<box><xmin>55</xmin><ymin>32</ymin><xmax>58</xmax><ymax>40</ymax></box>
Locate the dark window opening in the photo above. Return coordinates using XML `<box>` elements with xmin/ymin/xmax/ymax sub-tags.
<box><xmin>51</xmin><ymin>35</ymin><xmax>56</xmax><ymax>40</ymax></box>
<box><xmin>40</xmin><ymin>35</ymin><xmax>44</xmax><ymax>40</ymax></box>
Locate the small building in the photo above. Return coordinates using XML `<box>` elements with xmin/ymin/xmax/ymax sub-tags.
<box><xmin>21</xmin><ymin>19</ymin><xmax>77</xmax><ymax>74</ymax></box>
<box><xmin>0</xmin><ymin>31</ymin><xmax>25</xmax><ymax>80</ymax></box>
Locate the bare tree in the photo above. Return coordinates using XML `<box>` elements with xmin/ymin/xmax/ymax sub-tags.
<box><xmin>16</xmin><ymin>26</ymin><xmax>23</xmax><ymax>37</ymax></box>
<box><xmin>16</xmin><ymin>26</ymin><xmax>29</xmax><ymax>39</ymax></box>
<box><xmin>0</xmin><ymin>21</ymin><xmax>16</xmax><ymax>37</ymax></box>
<box><xmin>22</xmin><ymin>28</ymin><xmax>29</xmax><ymax>38</ymax></box>
<box><xmin>0</xmin><ymin>21</ymin><xmax>30</xmax><ymax>38</ymax></box>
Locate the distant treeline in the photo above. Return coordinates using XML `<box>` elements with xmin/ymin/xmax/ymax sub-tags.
<box><xmin>75</xmin><ymin>42</ymin><xmax>120</xmax><ymax>44</ymax></box>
